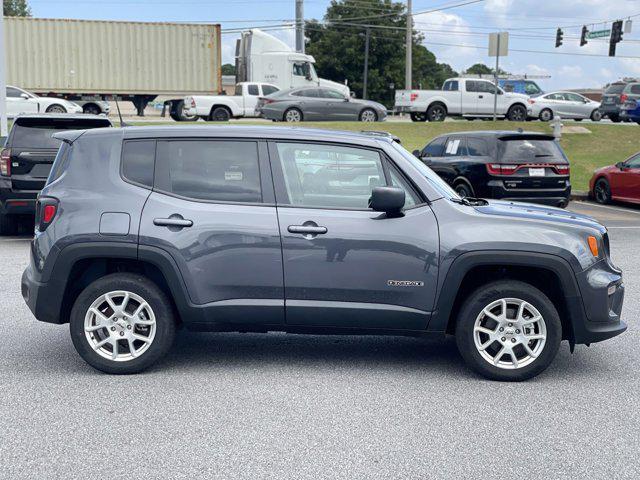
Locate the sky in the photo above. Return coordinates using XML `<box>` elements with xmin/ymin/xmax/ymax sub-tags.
<box><xmin>24</xmin><ymin>0</ymin><xmax>640</xmax><ymax>91</ymax></box>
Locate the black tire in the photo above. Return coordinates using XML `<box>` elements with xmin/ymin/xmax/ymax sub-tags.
<box><xmin>426</xmin><ymin>103</ymin><xmax>446</xmax><ymax>122</ymax></box>
<box><xmin>539</xmin><ymin>109</ymin><xmax>553</xmax><ymax>122</ymax></box>
<box><xmin>359</xmin><ymin>108</ymin><xmax>378</xmax><ymax>122</ymax></box>
<box><xmin>593</xmin><ymin>178</ymin><xmax>611</xmax><ymax>204</ymax></box>
<box><xmin>0</xmin><ymin>214</ymin><xmax>18</xmax><ymax>236</ymax></box>
<box><xmin>455</xmin><ymin>280</ymin><xmax>562</xmax><ymax>381</ymax></box>
<box><xmin>209</xmin><ymin>106</ymin><xmax>231</xmax><ymax>122</ymax></box>
<box><xmin>454</xmin><ymin>182</ymin><xmax>474</xmax><ymax>198</ymax></box>
<box><xmin>590</xmin><ymin>110</ymin><xmax>602</xmax><ymax>122</ymax></box>
<box><xmin>82</xmin><ymin>104</ymin><xmax>101</xmax><ymax>115</ymax></box>
<box><xmin>506</xmin><ymin>104</ymin><xmax>527</xmax><ymax>122</ymax></box>
<box><xmin>45</xmin><ymin>104</ymin><xmax>67</xmax><ymax>114</ymax></box>
<box><xmin>609</xmin><ymin>114</ymin><xmax>621</xmax><ymax>123</ymax></box>
<box><xmin>70</xmin><ymin>273</ymin><xmax>176</xmax><ymax>374</ymax></box>
<box><xmin>284</xmin><ymin>107</ymin><xmax>303</xmax><ymax>122</ymax></box>
<box><xmin>170</xmin><ymin>100</ymin><xmax>198</xmax><ymax>122</ymax></box>
<box><xmin>410</xmin><ymin>112</ymin><xmax>427</xmax><ymax>122</ymax></box>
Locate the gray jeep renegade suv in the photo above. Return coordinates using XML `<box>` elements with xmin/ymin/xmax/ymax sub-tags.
<box><xmin>21</xmin><ymin>126</ymin><xmax>626</xmax><ymax>381</ymax></box>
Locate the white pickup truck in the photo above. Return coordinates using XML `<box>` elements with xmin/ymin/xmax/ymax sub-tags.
<box><xmin>395</xmin><ymin>77</ymin><xmax>530</xmax><ymax>122</ymax></box>
<box><xmin>184</xmin><ymin>82</ymin><xmax>280</xmax><ymax>121</ymax></box>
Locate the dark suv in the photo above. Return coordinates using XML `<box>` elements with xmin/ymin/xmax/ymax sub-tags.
<box><xmin>414</xmin><ymin>131</ymin><xmax>571</xmax><ymax>207</ymax></box>
<box><xmin>0</xmin><ymin>114</ymin><xmax>112</xmax><ymax>234</ymax></box>
<box><xmin>21</xmin><ymin>126</ymin><xmax>625</xmax><ymax>381</ymax></box>
<box><xmin>600</xmin><ymin>80</ymin><xmax>640</xmax><ymax>122</ymax></box>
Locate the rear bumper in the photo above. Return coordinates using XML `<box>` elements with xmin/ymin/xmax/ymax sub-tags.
<box><xmin>22</xmin><ymin>261</ymin><xmax>65</xmax><ymax>324</ymax></box>
<box><xmin>486</xmin><ymin>181</ymin><xmax>571</xmax><ymax>207</ymax></box>
<box><xmin>0</xmin><ymin>184</ymin><xmax>37</xmax><ymax>215</ymax></box>
<box><xmin>599</xmin><ymin>105</ymin><xmax>620</xmax><ymax>116</ymax></box>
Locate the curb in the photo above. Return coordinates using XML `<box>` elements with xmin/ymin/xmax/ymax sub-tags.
<box><xmin>570</xmin><ymin>190</ymin><xmax>590</xmax><ymax>201</ymax></box>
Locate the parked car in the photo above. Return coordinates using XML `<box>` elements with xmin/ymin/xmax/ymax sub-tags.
<box><xmin>184</xmin><ymin>82</ymin><xmax>280</xmax><ymax>121</ymax></box>
<box><xmin>620</xmin><ymin>98</ymin><xmax>640</xmax><ymax>124</ymax></box>
<box><xmin>499</xmin><ymin>79</ymin><xmax>544</xmax><ymax>96</ymax></box>
<box><xmin>21</xmin><ymin>126</ymin><xmax>625</xmax><ymax>381</ymax></box>
<box><xmin>257</xmin><ymin>87</ymin><xmax>387</xmax><ymax>122</ymax></box>
<box><xmin>0</xmin><ymin>114</ymin><xmax>112</xmax><ymax>234</ymax></box>
<box><xmin>527</xmin><ymin>91</ymin><xmax>602</xmax><ymax>121</ymax></box>
<box><xmin>590</xmin><ymin>151</ymin><xmax>640</xmax><ymax>204</ymax></box>
<box><xmin>394</xmin><ymin>78</ymin><xmax>529</xmax><ymax>122</ymax></box>
<box><xmin>6</xmin><ymin>86</ymin><xmax>84</xmax><ymax>118</ymax></box>
<box><xmin>413</xmin><ymin>131</ymin><xmax>571</xmax><ymax>207</ymax></box>
<box><xmin>599</xmin><ymin>80</ymin><xmax>640</xmax><ymax>122</ymax></box>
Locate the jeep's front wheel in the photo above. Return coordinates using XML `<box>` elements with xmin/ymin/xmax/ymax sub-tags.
<box><xmin>70</xmin><ymin>273</ymin><xmax>176</xmax><ymax>374</ymax></box>
<box><xmin>455</xmin><ymin>280</ymin><xmax>561</xmax><ymax>381</ymax></box>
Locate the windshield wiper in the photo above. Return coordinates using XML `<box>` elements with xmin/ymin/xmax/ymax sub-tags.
<box><xmin>451</xmin><ymin>196</ymin><xmax>489</xmax><ymax>206</ymax></box>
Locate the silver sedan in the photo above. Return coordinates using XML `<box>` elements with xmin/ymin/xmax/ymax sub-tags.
<box><xmin>527</xmin><ymin>91</ymin><xmax>602</xmax><ymax>121</ymax></box>
<box><xmin>257</xmin><ymin>87</ymin><xmax>387</xmax><ymax>122</ymax></box>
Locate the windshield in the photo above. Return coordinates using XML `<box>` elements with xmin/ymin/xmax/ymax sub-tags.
<box><xmin>390</xmin><ymin>141</ymin><xmax>460</xmax><ymax>200</ymax></box>
<box><xmin>524</xmin><ymin>81</ymin><xmax>542</xmax><ymax>95</ymax></box>
<box><xmin>605</xmin><ymin>83</ymin><xmax>625</xmax><ymax>95</ymax></box>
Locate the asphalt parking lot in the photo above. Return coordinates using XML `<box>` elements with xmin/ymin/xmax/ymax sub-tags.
<box><xmin>1</xmin><ymin>200</ymin><xmax>638</xmax><ymax>479</ymax></box>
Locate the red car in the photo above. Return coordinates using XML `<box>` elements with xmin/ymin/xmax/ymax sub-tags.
<box><xmin>590</xmin><ymin>152</ymin><xmax>640</xmax><ymax>204</ymax></box>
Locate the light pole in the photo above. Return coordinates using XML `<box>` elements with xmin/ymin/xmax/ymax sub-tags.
<box><xmin>0</xmin><ymin>4</ymin><xmax>8</xmax><ymax>138</ymax></box>
<box><xmin>295</xmin><ymin>0</ymin><xmax>304</xmax><ymax>53</ymax></box>
<box><xmin>405</xmin><ymin>0</ymin><xmax>412</xmax><ymax>90</ymax></box>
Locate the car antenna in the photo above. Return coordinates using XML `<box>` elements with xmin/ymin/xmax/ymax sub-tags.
<box><xmin>113</xmin><ymin>96</ymin><xmax>130</xmax><ymax>127</ymax></box>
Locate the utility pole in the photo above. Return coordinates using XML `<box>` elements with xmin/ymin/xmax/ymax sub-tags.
<box><xmin>295</xmin><ymin>0</ymin><xmax>305</xmax><ymax>53</ymax></box>
<box><xmin>363</xmin><ymin>28</ymin><xmax>370</xmax><ymax>100</ymax></box>
<box><xmin>0</xmin><ymin>3</ymin><xmax>8</xmax><ymax>138</ymax></box>
<box><xmin>493</xmin><ymin>33</ymin><xmax>500</xmax><ymax>122</ymax></box>
<box><xmin>405</xmin><ymin>0</ymin><xmax>412</xmax><ymax>90</ymax></box>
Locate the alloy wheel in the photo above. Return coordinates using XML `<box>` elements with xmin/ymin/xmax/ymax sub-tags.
<box><xmin>360</xmin><ymin>109</ymin><xmax>377</xmax><ymax>122</ymax></box>
<box><xmin>285</xmin><ymin>109</ymin><xmax>302</xmax><ymax>122</ymax></box>
<box><xmin>84</xmin><ymin>290</ymin><xmax>156</xmax><ymax>362</ymax></box>
<box><xmin>473</xmin><ymin>298</ymin><xmax>547</xmax><ymax>370</ymax></box>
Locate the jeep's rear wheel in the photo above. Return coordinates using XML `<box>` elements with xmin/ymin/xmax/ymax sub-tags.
<box><xmin>455</xmin><ymin>280</ymin><xmax>561</xmax><ymax>381</ymax></box>
<box><xmin>70</xmin><ymin>273</ymin><xmax>176</xmax><ymax>374</ymax></box>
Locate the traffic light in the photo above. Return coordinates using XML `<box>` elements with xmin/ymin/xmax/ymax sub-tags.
<box><xmin>610</xmin><ymin>20</ymin><xmax>624</xmax><ymax>56</ymax></box>
<box><xmin>580</xmin><ymin>26</ymin><xmax>588</xmax><ymax>46</ymax></box>
<box><xmin>555</xmin><ymin>28</ymin><xmax>563</xmax><ymax>48</ymax></box>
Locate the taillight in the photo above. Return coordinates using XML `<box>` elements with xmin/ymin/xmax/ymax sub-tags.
<box><xmin>620</xmin><ymin>94</ymin><xmax>628</xmax><ymax>103</ymax></box>
<box><xmin>410</xmin><ymin>92</ymin><xmax>419</xmax><ymax>102</ymax></box>
<box><xmin>0</xmin><ymin>148</ymin><xmax>10</xmax><ymax>176</ymax></box>
<box><xmin>36</xmin><ymin>197</ymin><xmax>58</xmax><ymax>231</ymax></box>
<box><xmin>555</xmin><ymin>165</ymin><xmax>570</xmax><ymax>175</ymax></box>
<box><xmin>486</xmin><ymin>164</ymin><xmax>518</xmax><ymax>175</ymax></box>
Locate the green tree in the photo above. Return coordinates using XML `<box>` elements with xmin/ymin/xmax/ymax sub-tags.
<box><xmin>305</xmin><ymin>0</ymin><xmax>457</xmax><ymax>105</ymax></box>
<box><xmin>463</xmin><ymin>63</ymin><xmax>508</xmax><ymax>76</ymax></box>
<box><xmin>3</xmin><ymin>0</ymin><xmax>31</xmax><ymax>16</ymax></box>
<box><xmin>221</xmin><ymin>63</ymin><xmax>236</xmax><ymax>76</ymax></box>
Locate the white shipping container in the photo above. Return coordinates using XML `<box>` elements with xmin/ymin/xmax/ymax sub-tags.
<box><xmin>4</xmin><ymin>17</ymin><xmax>221</xmax><ymax>95</ymax></box>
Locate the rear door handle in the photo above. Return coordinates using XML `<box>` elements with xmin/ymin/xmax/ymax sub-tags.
<box><xmin>288</xmin><ymin>225</ymin><xmax>327</xmax><ymax>235</ymax></box>
<box><xmin>479</xmin><ymin>95</ymin><xmax>484</xmax><ymax>99</ymax></box>
<box><xmin>154</xmin><ymin>217</ymin><xmax>193</xmax><ymax>228</ymax></box>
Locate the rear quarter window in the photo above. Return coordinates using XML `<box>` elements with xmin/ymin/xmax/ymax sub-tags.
<box><xmin>46</xmin><ymin>143</ymin><xmax>71</xmax><ymax>184</ymax></box>
<box><xmin>121</xmin><ymin>140</ymin><xmax>156</xmax><ymax>188</ymax></box>
<box><xmin>629</xmin><ymin>84</ymin><xmax>640</xmax><ymax>95</ymax></box>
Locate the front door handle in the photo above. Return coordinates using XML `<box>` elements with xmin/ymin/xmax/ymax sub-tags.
<box><xmin>154</xmin><ymin>217</ymin><xmax>193</xmax><ymax>228</ymax></box>
<box><xmin>288</xmin><ymin>225</ymin><xmax>328</xmax><ymax>235</ymax></box>
<box><xmin>479</xmin><ymin>95</ymin><xmax>484</xmax><ymax>99</ymax></box>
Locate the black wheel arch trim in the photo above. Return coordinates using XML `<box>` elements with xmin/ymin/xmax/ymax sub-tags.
<box><xmin>427</xmin><ymin>250</ymin><xmax>585</xmax><ymax>342</ymax></box>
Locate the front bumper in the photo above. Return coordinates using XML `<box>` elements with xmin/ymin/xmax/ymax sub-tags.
<box><xmin>571</xmin><ymin>257</ymin><xmax>626</xmax><ymax>344</ymax></box>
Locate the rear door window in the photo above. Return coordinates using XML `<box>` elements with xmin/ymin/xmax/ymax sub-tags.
<box><xmin>247</xmin><ymin>84</ymin><xmax>260</xmax><ymax>96</ymax></box>
<box><xmin>155</xmin><ymin>140</ymin><xmax>262</xmax><ymax>203</ymax></box>
<box><xmin>444</xmin><ymin>137</ymin><xmax>467</xmax><ymax>157</ymax></box>
<box><xmin>262</xmin><ymin>85</ymin><xmax>279</xmax><ymax>96</ymax></box>
<box><xmin>443</xmin><ymin>80</ymin><xmax>459</xmax><ymax>91</ymax></box>
<box><xmin>465</xmin><ymin>81</ymin><xmax>479</xmax><ymax>93</ymax></box>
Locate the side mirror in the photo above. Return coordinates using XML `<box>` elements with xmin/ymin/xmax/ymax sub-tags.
<box><xmin>20</xmin><ymin>93</ymin><xmax>29</xmax><ymax>99</ymax></box>
<box><xmin>412</xmin><ymin>149</ymin><xmax>421</xmax><ymax>158</ymax></box>
<box><xmin>370</xmin><ymin>186</ymin><xmax>405</xmax><ymax>215</ymax></box>
<box><xmin>616</xmin><ymin>162</ymin><xmax>627</xmax><ymax>170</ymax></box>
<box><xmin>343</xmin><ymin>97</ymin><xmax>349</xmax><ymax>102</ymax></box>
